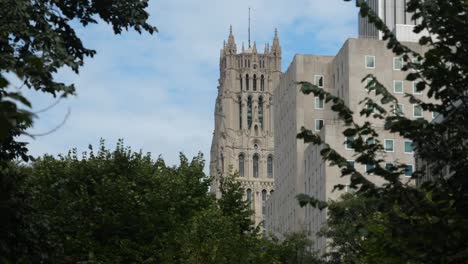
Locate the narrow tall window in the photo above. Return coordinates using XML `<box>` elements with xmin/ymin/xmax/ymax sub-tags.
<box><xmin>238</xmin><ymin>97</ymin><xmax>242</xmax><ymax>129</ymax></box>
<box><xmin>253</xmin><ymin>154</ymin><xmax>259</xmax><ymax>178</ymax></box>
<box><xmin>262</xmin><ymin>189</ymin><xmax>267</xmax><ymax>215</ymax></box>
<box><xmin>253</xmin><ymin>75</ymin><xmax>257</xmax><ymax>91</ymax></box>
<box><xmin>260</xmin><ymin>75</ymin><xmax>265</xmax><ymax>91</ymax></box>
<box><xmin>239</xmin><ymin>154</ymin><xmax>245</xmax><ymax>177</ymax></box>
<box><xmin>258</xmin><ymin>97</ymin><xmax>264</xmax><ymax>129</ymax></box>
<box><xmin>247</xmin><ymin>96</ymin><xmax>252</xmax><ymax>128</ymax></box>
<box><xmin>246</xmin><ymin>74</ymin><xmax>250</xmax><ymax>90</ymax></box>
<box><xmin>240</xmin><ymin>75</ymin><xmax>243</xmax><ymax>91</ymax></box>
<box><xmin>267</xmin><ymin>155</ymin><xmax>273</xmax><ymax>178</ymax></box>
<box><xmin>246</xmin><ymin>188</ymin><xmax>252</xmax><ymax>201</ymax></box>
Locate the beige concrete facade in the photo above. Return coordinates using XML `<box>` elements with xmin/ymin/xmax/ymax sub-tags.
<box><xmin>265</xmin><ymin>38</ymin><xmax>431</xmax><ymax>254</ymax></box>
<box><xmin>210</xmin><ymin>27</ymin><xmax>281</xmax><ymax>225</ymax></box>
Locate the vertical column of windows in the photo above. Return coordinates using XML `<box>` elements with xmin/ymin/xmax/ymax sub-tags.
<box><xmin>247</xmin><ymin>96</ymin><xmax>253</xmax><ymax>128</ymax></box>
<box><xmin>258</xmin><ymin>97</ymin><xmax>264</xmax><ymax>129</ymax></box>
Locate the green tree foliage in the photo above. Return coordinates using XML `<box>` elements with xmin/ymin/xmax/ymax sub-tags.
<box><xmin>297</xmin><ymin>0</ymin><xmax>468</xmax><ymax>262</ymax></box>
<box><xmin>0</xmin><ymin>0</ymin><xmax>157</xmax><ymax>159</ymax></box>
<box><xmin>2</xmin><ymin>140</ymin><xmax>319</xmax><ymax>263</ymax></box>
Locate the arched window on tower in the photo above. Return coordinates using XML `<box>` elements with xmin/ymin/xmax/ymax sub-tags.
<box><xmin>258</xmin><ymin>97</ymin><xmax>264</xmax><ymax>129</ymax></box>
<box><xmin>247</xmin><ymin>96</ymin><xmax>252</xmax><ymax>129</ymax></box>
<box><xmin>261</xmin><ymin>75</ymin><xmax>265</xmax><ymax>91</ymax></box>
<box><xmin>253</xmin><ymin>154</ymin><xmax>259</xmax><ymax>178</ymax></box>
<box><xmin>253</xmin><ymin>74</ymin><xmax>257</xmax><ymax>91</ymax></box>
<box><xmin>246</xmin><ymin>74</ymin><xmax>250</xmax><ymax>90</ymax></box>
<box><xmin>262</xmin><ymin>189</ymin><xmax>267</xmax><ymax>215</ymax></box>
<box><xmin>246</xmin><ymin>188</ymin><xmax>252</xmax><ymax>202</ymax></box>
<box><xmin>239</xmin><ymin>154</ymin><xmax>245</xmax><ymax>177</ymax></box>
<box><xmin>267</xmin><ymin>155</ymin><xmax>273</xmax><ymax>178</ymax></box>
<box><xmin>238</xmin><ymin>96</ymin><xmax>242</xmax><ymax>130</ymax></box>
<box><xmin>239</xmin><ymin>75</ymin><xmax>243</xmax><ymax>91</ymax></box>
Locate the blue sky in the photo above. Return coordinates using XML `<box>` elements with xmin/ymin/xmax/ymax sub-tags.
<box><xmin>22</xmin><ymin>0</ymin><xmax>358</xmax><ymax>168</ymax></box>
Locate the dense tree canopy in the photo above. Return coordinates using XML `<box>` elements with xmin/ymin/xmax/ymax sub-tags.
<box><xmin>297</xmin><ymin>0</ymin><xmax>468</xmax><ymax>262</ymax></box>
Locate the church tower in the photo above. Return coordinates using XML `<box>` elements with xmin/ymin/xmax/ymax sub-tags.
<box><xmin>210</xmin><ymin>26</ymin><xmax>282</xmax><ymax>225</ymax></box>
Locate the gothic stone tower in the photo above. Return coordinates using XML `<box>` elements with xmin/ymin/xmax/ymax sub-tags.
<box><xmin>210</xmin><ymin>26</ymin><xmax>281</xmax><ymax>225</ymax></box>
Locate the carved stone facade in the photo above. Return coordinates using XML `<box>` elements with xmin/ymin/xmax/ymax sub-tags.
<box><xmin>210</xmin><ymin>27</ymin><xmax>281</xmax><ymax>225</ymax></box>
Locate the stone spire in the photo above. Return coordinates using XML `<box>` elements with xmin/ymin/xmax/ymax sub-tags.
<box><xmin>226</xmin><ymin>25</ymin><xmax>237</xmax><ymax>54</ymax></box>
<box><xmin>252</xmin><ymin>41</ymin><xmax>257</xmax><ymax>54</ymax></box>
<box><xmin>271</xmin><ymin>28</ymin><xmax>281</xmax><ymax>56</ymax></box>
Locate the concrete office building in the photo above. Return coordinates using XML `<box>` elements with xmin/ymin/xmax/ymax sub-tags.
<box><xmin>209</xmin><ymin>27</ymin><xmax>281</xmax><ymax>225</ymax></box>
<box><xmin>265</xmin><ymin>37</ymin><xmax>431</xmax><ymax>254</ymax></box>
<box><xmin>358</xmin><ymin>0</ymin><xmax>426</xmax><ymax>42</ymax></box>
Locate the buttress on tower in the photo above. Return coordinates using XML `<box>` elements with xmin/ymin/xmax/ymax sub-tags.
<box><xmin>210</xmin><ymin>26</ymin><xmax>282</xmax><ymax>225</ymax></box>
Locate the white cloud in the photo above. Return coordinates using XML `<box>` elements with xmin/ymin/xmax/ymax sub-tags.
<box><xmin>23</xmin><ymin>0</ymin><xmax>359</xmax><ymax>170</ymax></box>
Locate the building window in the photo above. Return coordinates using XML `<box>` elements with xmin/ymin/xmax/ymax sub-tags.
<box><xmin>239</xmin><ymin>154</ymin><xmax>245</xmax><ymax>177</ymax></box>
<box><xmin>247</xmin><ymin>96</ymin><xmax>252</xmax><ymax>128</ymax></box>
<box><xmin>404</xmin><ymin>164</ymin><xmax>414</xmax><ymax>177</ymax></box>
<box><xmin>432</xmin><ymin>111</ymin><xmax>439</xmax><ymax>119</ymax></box>
<box><xmin>314</xmin><ymin>75</ymin><xmax>324</xmax><ymax>88</ymax></box>
<box><xmin>404</xmin><ymin>140</ymin><xmax>414</xmax><ymax>154</ymax></box>
<box><xmin>393</xmin><ymin>56</ymin><xmax>404</xmax><ymax>70</ymax></box>
<box><xmin>315</xmin><ymin>119</ymin><xmax>324</xmax><ymax>131</ymax></box>
<box><xmin>413</xmin><ymin>104</ymin><xmax>423</xmax><ymax>118</ymax></box>
<box><xmin>240</xmin><ymin>75</ymin><xmax>243</xmax><ymax>91</ymax></box>
<box><xmin>267</xmin><ymin>155</ymin><xmax>273</xmax><ymax>178</ymax></box>
<box><xmin>246</xmin><ymin>74</ymin><xmax>250</xmax><ymax>90</ymax></box>
<box><xmin>366</xmin><ymin>163</ymin><xmax>375</xmax><ymax>174</ymax></box>
<box><xmin>262</xmin><ymin>189</ymin><xmax>267</xmax><ymax>215</ymax></box>
<box><xmin>384</xmin><ymin>139</ymin><xmax>394</xmax><ymax>152</ymax></box>
<box><xmin>365</xmin><ymin>55</ymin><xmax>375</xmax><ymax>68</ymax></box>
<box><xmin>253</xmin><ymin>74</ymin><xmax>257</xmax><ymax>91</ymax></box>
<box><xmin>366</xmin><ymin>137</ymin><xmax>375</xmax><ymax>146</ymax></box>
<box><xmin>315</xmin><ymin>97</ymin><xmax>324</xmax><ymax>109</ymax></box>
<box><xmin>413</xmin><ymin>81</ymin><xmax>423</xmax><ymax>95</ymax></box>
<box><xmin>393</xmin><ymin>80</ymin><xmax>404</xmax><ymax>93</ymax></box>
<box><xmin>258</xmin><ymin>97</ymin><xmax>264</xmax><ymax>129</ymax></box>
<box><xmin>347</xmin><ymin>160</ymin><xmax>355</xmax><ymax>169</ymax></box>
<box><xmin>345</xmin><ymin>136</ymin><xmax>354</xmax><ymax>150</ymax></box>
<box><xmin>253</xmin><ymin>154</ymin><xmax>259</xmax><ymax>178</ymax></box>
<box><xmin>239</xmin><ymin>96</ymin><xmax>242</xmax><ymax>129</ymax></box>
<box><xmin>260</xmin><ymin>75</ymin><xmax>265</xmax><ymax>91</ymax></box>
<box><xmin>396</xmin><ymin>103</ymin><xmax>404</xmax><ymax>116</ymax></box>
<box><xmin>246</xmin><ymin>188</ymin><xmax>252</xmax><ymax>201</ymax></box>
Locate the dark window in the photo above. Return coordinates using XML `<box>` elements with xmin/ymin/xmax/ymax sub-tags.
<box><xmin>238</xmin><ymin>97</ymin><xmax>242</xmax><ymax>129</ymax></box>
<box><xmin>246</xmin><ymin>74</ymin><xmax>250</xmax><ymax>90</ymax></box>
<box><xmin>253</xmin><ymin>154</ymin><xmax>259</xmax><ymax>178</ymax></box>
<box><xmin>247</xmin><ymin>96</ymin><xmax>252</xmax><ymax>128</ymax></box>
<box><xmin>246</xmin><ymin>188</ymin><xmax>252</xmax><ymax>201</ymax></box>
<box><xmin>239</xmin><ymin>154</ymin><xmax>245</xmax><ymax>177</ymax></box>
<box><xmin>267</xmin><ymin>155</ymin><xmax>273</xmax><ymax>178</ymax></box>
<box><xmin>239</xmin><ymin>75</ymin><xmax>243</xmax><ymax>91</ymax></box>
<box><xmin>258</xmin><ymin>97</ymin><xmax>264</xmax><ymax>129</ymax></box>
